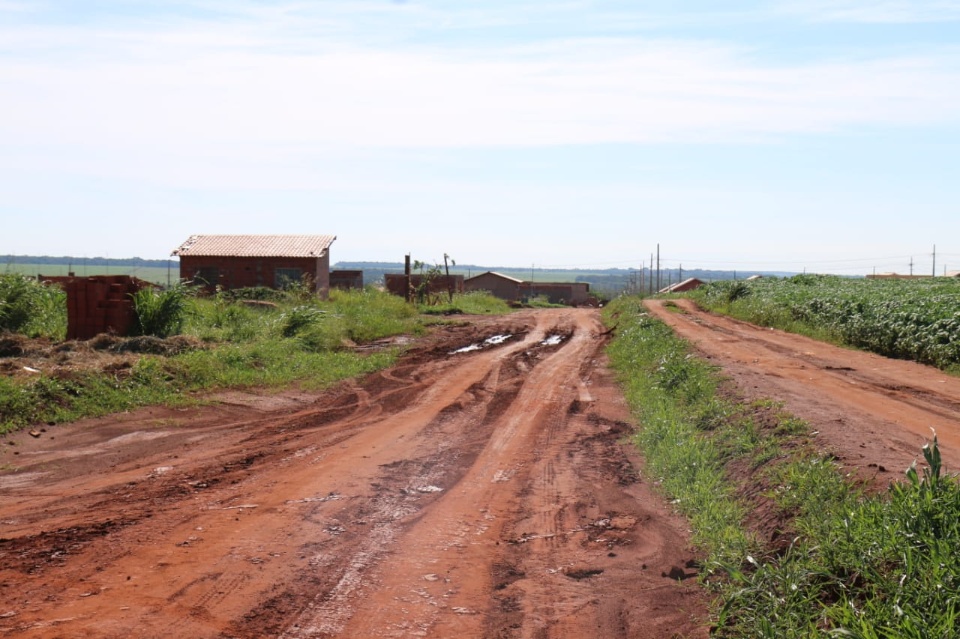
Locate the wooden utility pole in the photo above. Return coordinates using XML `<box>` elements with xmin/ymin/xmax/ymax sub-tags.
<box><xmin>404</xmin><ymin>254</ymin><xmax>412</xmax><ymax>302</ymax></box>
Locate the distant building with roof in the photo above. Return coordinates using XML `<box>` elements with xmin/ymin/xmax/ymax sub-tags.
<box><xmin>659</xmin><ymin>277</ymin><xmax>705</xmax><ymax>294</ymax></box>
<box><xmin>172</xmin><ymin>234</ymin><xmax>336</xmax><ymax>296</ymax></box>
<box><xmin>464</xmin><ymin>271</ymin><xmax>592</xmax><ymax>305</ymax></box>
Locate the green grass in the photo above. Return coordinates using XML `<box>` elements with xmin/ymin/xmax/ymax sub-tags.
<box><xmin>0</xmin><ymin>288</ymin><xmax>428</xmax><ymax>433</ymax></box>
<box><xmin>604</xmin><ymin>295</ymin><xmax>960</xmax><ymax>637</ymax></box>
<box><xmin>418</xmin><ymin>291</ymin><xmax>513</xmax><ymax>315</ymax></box>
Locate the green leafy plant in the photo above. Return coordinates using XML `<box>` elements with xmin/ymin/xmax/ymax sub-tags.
<box><xmin>0</xmin><ymin>274</ymin><xmax>66</xmax><ymax>337</ymax></box>
<box><xmin>279</xmin><ymin>305</ymin><xmax>327</xmax><ymax>337</ymax></box>
<box><xmin>132</xmin><ymin>283</ymin><xmax>192</xmax><ymax>338</ymax></box>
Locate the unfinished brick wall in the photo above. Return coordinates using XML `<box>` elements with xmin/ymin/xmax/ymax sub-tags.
<box><xmin>384</xmin><ymin>274</ymin><xmax>464</xmax><ymax>300</ymax></box>
<box><xmin>330</xmin><ymin>270</ymin><xmax>364</xmax><ymax>290</ymax></box>
<box><xmin>42</xmin><ymin>275</ymin><xmax>153</xmax><ymax>340</ymax></box>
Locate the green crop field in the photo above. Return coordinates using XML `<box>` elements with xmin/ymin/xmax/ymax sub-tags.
<box><xmin>692</xmin><ymin>275</ymin><xmax>960</xmax><ymax>370</ymax></box>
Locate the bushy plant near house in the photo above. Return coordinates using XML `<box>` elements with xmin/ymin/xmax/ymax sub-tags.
<box><xmin>132</xmin><ymin>283</ymin><xmax>193</xmax><ymax>338</ymax></box>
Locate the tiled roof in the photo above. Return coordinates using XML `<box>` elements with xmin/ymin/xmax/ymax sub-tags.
<box><xmin>172</xmin><ymin>234</ymin><xmax>336</xmax><ymax>258</ymax></box>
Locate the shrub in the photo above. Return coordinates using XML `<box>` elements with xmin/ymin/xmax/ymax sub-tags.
<box><xmin>280</xmin><ymin>305</ymin><xmax>327</xmax><ymax>337</ymax></box>
<box><xmin>132</xmin><ymin>284</ymin><xmax>192</xmax><ymax>338</ymax></box>
<box><xmin>0</xmin><ymin>274</ymin><xmax>66</xmax><ymax>338</ymax></box>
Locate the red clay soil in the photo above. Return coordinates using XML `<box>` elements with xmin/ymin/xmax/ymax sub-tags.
<box><xmin>646</xmin><ymin>299</ymin><xmax>960</xmax><ymax>482</ymax></box>
<box><xmin>0</xmin><ymin>309</ymin><xmax>709</xmax><ymax>639</ymax></box>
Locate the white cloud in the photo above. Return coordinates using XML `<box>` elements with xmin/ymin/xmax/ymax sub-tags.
<box><xmin>1</xmin><ymin>3</ymin><xmax>959</xmax><ymax>193</ymax></box>
<box><xmin>3</xmin><ymin>30</ymin><xmax>959</xmax><ymax>158</ymax></box>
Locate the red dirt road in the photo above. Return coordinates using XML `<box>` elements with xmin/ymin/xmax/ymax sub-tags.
<box><xmin>646</xmin><ymin>299</ymin><xmax>960</xmax><ymax>480</ymax></box>
<box><xmin>0</xmin><ymin>309</ymin><xmax>708</xmax><ymax>639</ymax></box>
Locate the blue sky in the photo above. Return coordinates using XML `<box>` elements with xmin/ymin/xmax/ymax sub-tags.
<box><xmin>2</xmin><ymin>1</ymin><xmax>959</xmax><ymax>275</ymax></box>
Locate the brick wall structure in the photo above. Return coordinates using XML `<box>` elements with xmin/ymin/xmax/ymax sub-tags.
<box><xmin>179</xmin><ymin>255</ymin><xmax>331</xmax><ymax>296</ymax></box>
<box><xmin>330</xmin><ymin>270</ymin><xmax>364</xmax><ymax>290</ymax></box>
<box><xmin>384</xmin><ymin>274</ymin><xmax>465</xmax><ymax>300</ymax></box>
<box><xmin>41</xmin><ymin>275</ymin><xmax>155</xmax><ymax>340</ymax></box>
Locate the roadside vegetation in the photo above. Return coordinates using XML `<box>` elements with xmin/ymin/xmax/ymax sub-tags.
<box><xmin>692</xmin><ymin>275</ymin><xmax>960</xmax><ymax>371</ymax></box>
<box><xmin>605</xmin><ymin>295</ymin><xmax>960</xmax><ymax>637</ymax></box>
<box><xmin>0</xmin><ymin>280</ymin><xmax>508</xmax><ymax>434</ymax></box>
<box><xmin>0</xmin><ymin>273</ymin><xmax>66</xmax><ymax>339</ymax></box>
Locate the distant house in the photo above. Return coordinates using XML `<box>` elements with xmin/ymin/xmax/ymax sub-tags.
<box><xmin>465</xmin><ymin>271</ymin><xmax>592</xmax><ymax>305</ymax></box>
<box><xmin>659</xmin><ymin>277</ymin><xmax>704</xmax><ymax>294</ymax></box>
<box><xmin>521</xmin><ymin>281</ymin><xmax>591</xmax><ymax>305</ymax></box>
<box><xmin>172</xmin><ymin>234</ymin><xmax>336</xmax><ymax>296</ymax></box>
<box><xmin>464</xmin><ymin>272</ymin><xmax>523</xmax><ymax>301</ymax></box>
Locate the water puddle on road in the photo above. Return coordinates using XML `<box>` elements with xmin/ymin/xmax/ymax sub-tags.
<box><xmin>450</xmin><ymin>334</ymin><xmax>514</xmax><ymax>355</ymax></box>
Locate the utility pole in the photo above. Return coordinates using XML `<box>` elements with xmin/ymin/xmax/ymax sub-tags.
<box><xmin>679</xmin><ymin>264</ymin><xmax>683</xmax><ymax>282</ymax></box>
<box><xmin>656</xmin><ymin>243</ymin><xmax>660</xmax><ymax>293</ymax></box>
<box><xmin>640</xmin><ymin>261</ymin><xmax>645</xmax><ymax>296</ymax></box>
<box><xmin>910</xmin><ymin>257</ymin><xmax>914</xmax><ymax>276</ymax></box>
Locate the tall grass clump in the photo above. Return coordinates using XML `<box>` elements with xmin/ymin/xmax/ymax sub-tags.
<box><xmin>0</xmin><ymin>274</ymin><xmax>66</xmax><ymax>338</ymax></box>
<box><xmin>132</xmin><ymin>283</ymin><xmax>192</xmax><ymax>338</ymax></box>
<box><xmin>606</xmin><ymin>295</ymin><xmax>960</xmax><ymax>637</ymax></box>
<box><xmin>332</xmin><ymin>288</ymin><xmax>421</xmax><ymax>343</ymax></box>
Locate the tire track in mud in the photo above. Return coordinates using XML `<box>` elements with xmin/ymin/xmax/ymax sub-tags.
<box><xmin>647</xmin><ymin>298</ymin><xmax>960</xmax><ymax>477</ymax></box>
<box><xmin>1</xmin><ymin>310</ymin><xmax>708</xmax><ymax>639</ymax></box>
<box><xmin>268</xmin><ymin>319</ymin><xmax>578</xmax><ymax>639</ymax></box>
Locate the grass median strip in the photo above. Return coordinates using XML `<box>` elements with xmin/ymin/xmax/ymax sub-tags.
<box><xmin>604</xmin><ymin>296</ymin><xmax>960</xmax><ymax>637</ymax></box>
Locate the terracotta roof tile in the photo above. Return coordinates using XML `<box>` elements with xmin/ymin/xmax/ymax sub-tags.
<box><xmin>172</xmin><ymin>234</ymin><xmax>336</xmax><ymax>258</ymax></box>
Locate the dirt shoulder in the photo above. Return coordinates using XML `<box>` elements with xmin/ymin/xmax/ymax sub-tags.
<box><xmin>646</xmin><ymin>298</ymin><xmax>960</xmax><ymax>482</ymax></box>
<box><xmin>0</xmin><ymin>309</ymin><xmax>708</xmax><ymax>639</ymax></box>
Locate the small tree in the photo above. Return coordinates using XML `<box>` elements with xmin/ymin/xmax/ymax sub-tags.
<box><xmin>411</xmin><ymin>260</ymin><xmax>443</xmax><ymax>305</ymax></box>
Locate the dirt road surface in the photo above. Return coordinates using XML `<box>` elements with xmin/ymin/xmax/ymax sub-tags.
<box><xmin>646</xmin><ymin>299</ymin><xmax>960</xmax><ymax>481</ymax></box>
<box><xmin>0</xmin><ymin>309</ymin><xmax>709</xmax><ymax>639</ymax></box>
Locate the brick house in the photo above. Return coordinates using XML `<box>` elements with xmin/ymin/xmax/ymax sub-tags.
<box><xmin>463</xmin><ymin>272</ymin><xmax>523</xmax><ymax>301</ymax></box>
<box><xmin>172</xmin><ymin>234</ymin><xmax>336</xmax><ymax>296</ymax></box>
<box><xmin>465</xmin><ymin>271</ymin><xmax>591</xmax><ymax>305</ymax></box>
